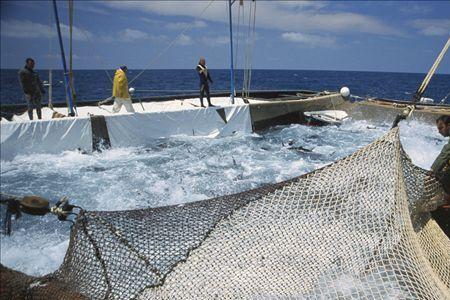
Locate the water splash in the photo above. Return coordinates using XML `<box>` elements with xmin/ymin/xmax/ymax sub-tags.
<box><xmin>0</xmin><ymin>119</ymin><xmax>446</xmax><ymax>276</ymax></box>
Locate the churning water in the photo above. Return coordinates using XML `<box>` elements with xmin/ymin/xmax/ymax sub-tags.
<box><xmin>0</xmin><ymin>119</ymin><xmax>446</xmax><ymax>276</ymax></box>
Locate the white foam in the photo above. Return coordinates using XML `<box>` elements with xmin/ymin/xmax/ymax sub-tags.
<box><xmin>0</xmin><ymin>118</ymin><xmax>445</xmax><ymax>276</ymax></box>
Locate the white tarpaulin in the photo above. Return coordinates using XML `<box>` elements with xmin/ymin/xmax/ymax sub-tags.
<box><xmin>106</xmin><ymin>105</ymin><xmax>252</xmax><ymax>148</ymax></box>
<box><xmin>1</xmin><ymin>117</ymin><xmax>92</xmax><ymax>160</ymax></box>
<box><xmin>1</xmin><ymin>104</ymin><xmax>252</xmax><ymax>160</ymax></box>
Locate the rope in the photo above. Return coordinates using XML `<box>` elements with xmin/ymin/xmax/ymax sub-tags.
<box><xmin>130</xmin><ymin>89</ymin><xmax>228</xmax><ymax>93</ymax></box>
<box><xmin>48</xmin><ymin>2</ymin><xmax>54</xmax><ymax>109</ymax></box>
<box><xmin>129</xmin><ymin>0</ymin><xmax>216</xmax><ymax>85</ymax></box>
<box><xmin>414</xmin><ymin>37</ymin><xmax>450</xmax><ymax>101</ymax></box>
<box><xmin>242</xmin><ymin>2</ymin><xmax>250</xmax><ymax>97</ymax></box>
<box><xmin>392</xmin><ymin>37</ymin><xmax>450</xmax><ymax>128</ymax></box>
<box><xmin>68</xmin><ymin>0</ymin><xmax>77</xmax><ymax>113</ymax></box>
<box><xmin>242</xmin><ymin>0</ymin><xmax>256</xmax><ymax>98</ymax></box>
<box><xmin>78</xmin><ymin>26</ymin><xmax>113</xmax><ymax>84</ymax></box>
<box><xmin>233</xmin><ymin>1</ymin><xmax>243</xmax><ymax>84</ymax></box>
<box><xmin>441</xmin><ymin>91</ymin><xmax>450</xmax><ymax>104</ymax></box>
<box><xmin>247</xmin><ymin>1</ymin><xmax>256</xmax><ymax>95</ymax></box>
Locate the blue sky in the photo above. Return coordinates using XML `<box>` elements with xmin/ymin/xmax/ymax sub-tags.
<box><xmin>1</xmin><ymin>1</ymin><xmax>449</xmax><ymax>73</ymax></box>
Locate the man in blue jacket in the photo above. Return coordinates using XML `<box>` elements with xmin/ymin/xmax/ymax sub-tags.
<box><xmin>18</xmin><ymin>58</ymin><xmax>45</xmax><ymax>120</ymax></box>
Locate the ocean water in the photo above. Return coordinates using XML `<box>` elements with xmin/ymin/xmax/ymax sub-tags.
<box><xmin>0</xmin><ymin>118</ymin><xmax>447</xmax><ymax>277</ymax></box>
<box><xmin>1</xmin><ymin>69</ymin><xmax>450</xmax><ymax>104</ymax></box>
<box><xmin>0</xmin><ymin>69</ymin><xmax>449</xmax><ymax>294</ymax></box>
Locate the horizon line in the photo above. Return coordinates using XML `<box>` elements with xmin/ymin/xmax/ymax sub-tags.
<box><xmin>1</xmin><ymin>68</ymin><xmax>449</xmax><ymax>76</ymax></box>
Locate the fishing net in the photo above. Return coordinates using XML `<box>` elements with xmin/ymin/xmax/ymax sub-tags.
<box><xmin>1</xmin><ymin>127</ymin><xmax>449</xmax><ymax>299</ymax></box>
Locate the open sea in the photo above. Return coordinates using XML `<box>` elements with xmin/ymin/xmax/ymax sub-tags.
<box><xmin>1</xmin><ymin>69</ymin><xmax>449</xmax><ymax>295</ymax></box>
<box><xmin>1</xmin><ymin>69</ymin><xmax>450</xmax><ymax>104</ymax></box>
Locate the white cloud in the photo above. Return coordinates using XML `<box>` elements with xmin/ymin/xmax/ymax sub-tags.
<box><xmin>166</xmin><ymin>20</ymin><xmax>206</xmax><ymax>30</ymax></box>
<box><xmin>1</xmin><ymin>19</ymin><xmax>53</xmax><ymax>39</ymax></box>
<box><xmin>0</xmin><ymin>19</ymin><xmax>93</xmax><ymax>41</ymax></box>
<box><xmin>77</xmin><ymin>3</ymin><xmax>111</xmax><ymax>16</ymax></box>
<box><xmin>99</xmin><ymin>1</ymin><xmax>401</xmax><ymax>36</ymax></box>
<box><xmin>175</xmin><ymin>34</ymin><xmax>192</xmax><ymax>46</ymax></box>
<box><xmin>140</xmin><ymin>17</ymin><xmax>163</xmax><ymax>26</ymax></box>
<box><xmin>399</xmin><ymin>4</ymin><xmax>432</xmax><ymax>15</ymax></box>
<box><xmin>117</xmin><ymin>28</ymin><xmax>149</xmax><ymax>41</ymax></box>
<box><xmin>271</xmin><ymin>1</ymin><xmax>329</xmax><ymax>11</ymax></box>
<box><xmin>410</xmin><ymin>19</ymin><xmax>450</xmax><ymax>36</ymax></box>
<box><xmin>59</xmin><ymin>24</ymin><xmax>94</xmax><ymax>41</ymax></box>
<box><xmin>281</xmin><ymin>32</ymin><xmax>337</xmax><ymax>48</ymax></box>
<box><xmin>200</xmin><ymin>36</ymin><xmax>229</xmax><ymax>46</ymax></box>
<box><xmin>101</xmin><ymin>1</ymin><xmax>223</xmax><ymax>19</ymax></box>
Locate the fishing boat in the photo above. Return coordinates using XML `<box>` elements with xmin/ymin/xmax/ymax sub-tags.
<box><xmin>0</xmin><ymin>0</ymin><xmax>350</xmax><ymax>160</ymax></box>
<box><xmin>1</xmin><ymin>2</ymin><xmax>449</xmax><ymax>299</ymax></box>
<box><xmin>1</xmin><ymin>1</ymin><xmax>449</xmax><ymax>161</ymax></box>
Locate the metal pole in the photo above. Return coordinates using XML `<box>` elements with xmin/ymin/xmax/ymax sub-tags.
<box><xmin>228</xmin><ymin>0</ymin><xmax>235</xmax><ymax>104</ymax></box>
<box><xmin>68</xmin><ymin>0</ymin><xmax>77</xmax><ymax>111</ymax></box>
<box><xmin>52</xmin><ymin>0</ymin><xmax>75</xmax><ymax>116</ymax></box>
<box><xmin>49</xmin><ymin>70</ymin><xmax>53</xmax><ymax>108</ymax></box>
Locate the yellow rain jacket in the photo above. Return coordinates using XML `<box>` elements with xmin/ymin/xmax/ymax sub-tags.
<box><xmin>112</xmin><ymin>69</ymin><xmax>130</xmax><ymax>98</ymax></box>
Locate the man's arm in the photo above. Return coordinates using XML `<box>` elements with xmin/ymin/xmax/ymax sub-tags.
<box><xmin>431</xmin><ymin>142</ymin><xmax>450</xmax><ymax>174</ymax></box>
<box><xmin>37</xmin><ymin>75</ymin><xmax>46</xmax><ymax>95</ymax></box>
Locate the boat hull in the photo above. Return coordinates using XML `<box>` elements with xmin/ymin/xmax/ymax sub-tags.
<box><xmin>336</xmin><ymin>98</ymin><xmax>450</xmax><ymax>124</ymax></box>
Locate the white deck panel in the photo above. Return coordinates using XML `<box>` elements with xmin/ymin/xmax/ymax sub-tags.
<box><xmin>1</xmin><ymin>97</ymin><xmax>253</xmax><ymax>159</ymax></box>
<box><xmin>8</xmin><ymin>97</ymin><xmax>261</xmax><ymax>122</ymax></box>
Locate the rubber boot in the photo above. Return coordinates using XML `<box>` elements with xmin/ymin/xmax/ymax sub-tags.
<box><xmin>27</xmin><ymin>109</ymin><xmax>33</xmax><ymax>120</ymax></box>
<box><xmin>37</xmin><ymin>107</ymin><xmax>42</xmax><ymax>120</ymax></box>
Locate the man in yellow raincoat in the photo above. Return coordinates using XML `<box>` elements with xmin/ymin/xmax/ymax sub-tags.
<box><xmin>112</xmin><ymin>65</ymin><xmax>135</xmax><ymax>113</ymax></box>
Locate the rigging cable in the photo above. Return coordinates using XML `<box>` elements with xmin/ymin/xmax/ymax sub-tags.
<box><xmin>233</xmin><ymin>0</ymin><xmax>245</xmax><ymax>90</ymax></box>
<box><xmin>48</xmin><ymin>2</ymin><xmax>53</xmax><ymax>109</ymax></box>
<box><xmin>242</xmin><ymin>0</ymin><xmax>256</xmax><ymax>98</ymax></box>
<box><xmin>68</xmin><ymin>0</ymin><xmax>78</xmax><ymax>115</ymax></box>
<box><xmin>78</xmin><ymin>26</ymin><xmax>114</xmax><ymax>85</ymax></box>
<box><xmin>233</xmin><ymin>0</ymin><xmax>243</xmax><ymax>88</ymax></box>
<box><xmin>242</xmin><ymin>1</ymin><xmax>250</xmax><ymax>97</ymax></box>
<box><xmin>129</xmin><ymin>0</ymin><xmax>216</xmax><ymax>85</ymax></box>
<box><xmin>242</xmin><ymin>0</ymin><xmax>251</xmax><ymax>98</ymax></box>
<box><xmin>414</xmin><ymin>37</ymin><xmax>450</xmax><ymax>102</ymax></box>
<box><xmin>247</xmin><ymin>1</ymin><xmax>257</xmax><ymax>96</ymax></box>
<box><xmin>392</xmin><ymin>37</ymin><xmax>450</xmax><ymax>128</ymax></box>
<box><xmin>441</xmin><ymin>91</ymin><xmax>450</xmax><ymax>104</ymax></box>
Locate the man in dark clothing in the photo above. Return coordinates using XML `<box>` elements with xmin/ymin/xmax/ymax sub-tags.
<box><xmin>196</xmin><ymin>57</ymin><xmax>214</xmax><ymax>108</ymax></box>
<box><xmin>18</xmin><ymin>58</ymin><xmax>45</xmax><ymax>120</ymax></box>
<box><xmin>432</xmin><ymin>115</ymin><xmax>450</xmax><ymax>193</ymax></box>
<box><xmin>430</xmin><ymin>115</ymin><xmax>450</xmax><ymax>237</ymax></box>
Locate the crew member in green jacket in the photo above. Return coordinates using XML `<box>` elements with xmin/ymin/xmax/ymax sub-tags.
<box><xmin>431</xmin><ymin>115</ymin><xmax>450</xmax><ymax>192</ymax></box>
<box><xmin>431</xmin><ymin>115</ymin><xmax>450</xmax><ymax>237</ymax></box>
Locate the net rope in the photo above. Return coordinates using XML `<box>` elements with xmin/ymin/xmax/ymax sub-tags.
<box><xmin>1</xmin><ymin>127</ymin><xmax>449</xmax><ymax>299</ymax></box>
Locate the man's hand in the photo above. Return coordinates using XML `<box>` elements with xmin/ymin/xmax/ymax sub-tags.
<box><xmin>443</xmin><ymin>193</ymin><xmax>450</xmax><ymax>208</ymax></box>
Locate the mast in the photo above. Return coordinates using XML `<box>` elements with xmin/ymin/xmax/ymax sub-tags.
<box><xmin>48</xmin><ymin>3</ymin><xmax>53</xmax><ymax>109</ymax></box>
<box><xmin>52</xmin><ymin>0</ymin><xmax>75</xmax><ymax>116</ymax></box>
<box><xmin>228</xmin><ymin>0</ymin><xmax>235</xmax><ymax>104</ymax></box>
<box><xmin>68</xmin><ymin>0</ymin><xmax>77</xmax><ymax>109</ymax></box>
<box><xmin>48</xmin><ymin>70</ymin><xmax>53</xmax><ymax>108</ymax></box>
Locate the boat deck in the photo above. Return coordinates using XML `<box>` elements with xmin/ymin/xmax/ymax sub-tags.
<box><xmin>5</xmin><ymin>96</ymin><xmax>266</xmax><ymax>122</ymax></box>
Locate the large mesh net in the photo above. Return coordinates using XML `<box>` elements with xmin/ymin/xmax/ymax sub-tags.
<box><xmin>1</xmin><ymin>127</ymin><xmax>449</xmax><ymax>299</ymax></box>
